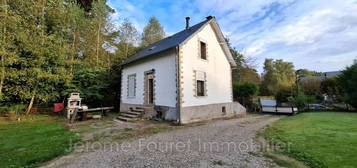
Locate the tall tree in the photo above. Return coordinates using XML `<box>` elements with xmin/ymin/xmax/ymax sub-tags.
<box><xmin>81</xmin><ymin>0</ymin><xmax>114</xmax><ymax>67</ymax></box>
<box><xmin>261</xmin><ymin>59</ymin><xmax>296</xmax><ymax>95</ymax></box>
<box><xmin>0</xmin><ymin>0</ymin><xmax>9</xmax><ymax>99</ymax></box>
<box><xmin>65</xmin><ymin>1</ymin><xmax>87</xmax><ymax>73</ymax></box>
<box><xmin>141</xmin><ymin>16</ymin><xmax>164</xmax><ymax>47</ymax></box>
<box><xmin>337</xmin><ymin>60</ymin><xmax>357</xmax><ymax>108</ymax></box>
<box><xmin>2</xmin><ymin>0</ymin><xmax>71</xmax><ymax>114</ymax></box>
<box><xmin>118</xmin><ymin>18</ymin><xmax>138</xmax><ymax>58</ymax></box>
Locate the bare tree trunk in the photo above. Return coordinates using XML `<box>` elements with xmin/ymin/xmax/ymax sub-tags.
<box><xmin>26</xmin><ymin>94</ymin><xmax>35</xmax><ymax>115</ymax></box>
<box><xmin>125</xmin><ymin>43</ymin><xmax>129</xmax><ymax>58</ymax></box>
<box><xmin>96</xmin><ymin>23</ymin><xmax>101</xmax><ymax>66</ymax></box>
<box><xmin>0</xmin><ymin>0</ymin><xmax>8</xmax><ymax>98</ymax></box>
<box><xmin>71</xmin><ymin>31</ymin><xmax>76</xmax><ymax>73</ymax></box>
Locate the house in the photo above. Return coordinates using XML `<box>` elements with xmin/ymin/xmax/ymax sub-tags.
<box><xmin>119</xmin><ymin>16</ymin><xmax>246</xmax><ymax>124</ymax></box>
<box><xmin>299</xmin><ymin>71</ymin><xmax>342</xmax><ymax>81</ymax></box>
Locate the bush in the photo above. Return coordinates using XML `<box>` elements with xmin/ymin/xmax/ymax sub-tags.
<box><xmin>233</xmin><ymin>82</ymin><xmax>259</xmax><ymax>112</ymax></box>
<box><xmin>233</xmin><ymin>82</ymin><xmax>259</xmax><ymax>98</ymax></box>
<box><xmin>288</xmin><ymin>92</ymin><xmax>316</xmax><ymax>111</ymax></box>
<box><xmin>0</xmin><ymin>104</ymin><xmax>27</xmax><ymax>116</ymax></box>
<box><xmin>337</xmin><ymin>61</ymin><xmax>357</xmax><ymax>109</ymax></box>
<box><xmin>276</xmin><ymin>89</ymin><xmax>294</xmax><ymax>104</ymax></box>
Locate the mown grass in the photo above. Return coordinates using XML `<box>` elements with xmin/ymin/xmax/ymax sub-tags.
<box><xmin>0</xmin><ymin>115</ymin><xmax>80</xmax><ymax>168</ymax></box>
<box><xmin>262</xmin><ymin>112</ymin><xmax>357</xmax><ymax>168</ymax></box>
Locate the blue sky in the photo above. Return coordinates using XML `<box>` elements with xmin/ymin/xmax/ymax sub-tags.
<box><xmin>108</xmin><ymin>0</ymin><xmax>357</xmax><ymax>73</ymax></box>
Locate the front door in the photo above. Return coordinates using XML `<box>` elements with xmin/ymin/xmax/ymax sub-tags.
<box><xmin>145</xmin><ymin>72</ymin><xmax>154</xmax><ymax>105</ymax></box>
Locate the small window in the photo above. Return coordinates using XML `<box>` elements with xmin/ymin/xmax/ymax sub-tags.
<box><xmin>197</xmin><ymin>80</ymin><xmax>205</xmax><ymax>96</ymax></box>
<box><xmin>200</xmin><ymin>41</ymin><xmax>207</xmax><ymax>60</ymax></box>
<box><xmin>222</xmin><ymin>106</ymin><xmax>226</xmax><ymax>113</ymax></box>
<box><xmin>127</xmin><ymin>74</ymin><xmax>136</xmax><ymax>98</ymax></box>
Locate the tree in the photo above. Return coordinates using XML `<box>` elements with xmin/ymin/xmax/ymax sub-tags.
<box><xmin>239</xmin><ymin>67</ymin><xmax>261</xmax><ymax>84</ymax></box>
<box><xmin>261</xmin><ymin>59</ymin><xmax>295</xmax><ymax>96</ymax></box>
<box><xmin>65</xmin><ymin>1</ymin><xmax>87</xmax><ymax>73</ymax></box>
<box><xmin>299</xmin><ymin>77</ymin><xmax>322</xmax><ymax>96</ymax></box>
<box><xmin>1</xmin><ymin>0</ymin><xmax>72</xmax><ymax>114</ymax></box>
<box><xmin>141</xmin><ymin>16</ymin><xmax>164</xmax><ymax>47</ymax></box>
<box><xmin>225</xmin><ymin>38</ymin><xmax>260</xmax><ymax>83</ymax></box>
<box><xmin>321</xmin><ymin>77</ymin><xmax>343</xmax><ymax>103</ymax></box>
<box><xmin>80</xmin><ymin>0</ymin><xmax>115</xmax><ymax>67</ymax></box>
<box><xmin>296</xmin><ymin>69</ymin><xmax>323</xmax><ymax>78</ymax></box>
<box><xmin>337</xmin><ymin>61</ymin><xmax>357</xmax><ymax>108</ymax></box>
<box><xmin>118</xmin><ymin>18</ymin><xmax>138</xmax><ymax>58</ymax></box>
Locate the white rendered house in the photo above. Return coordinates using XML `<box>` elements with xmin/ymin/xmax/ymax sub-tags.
<box><xmin>120</xmin><ymin>16</ymin><xmax>246</xmax><ymax>124</ymax></box>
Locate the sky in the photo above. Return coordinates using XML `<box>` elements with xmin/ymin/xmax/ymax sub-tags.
<box><xmin>108</xmin><ymin>0</ymin><xmax>357</xmax><ymax>73</ymax></box>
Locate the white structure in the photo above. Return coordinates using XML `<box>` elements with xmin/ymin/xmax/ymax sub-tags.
<box><xmin>120</xmin><ymin>16</ymin><xmax>246</xmax><ymax>124</ymax></box>
<box><xmin>67</xmin><ymin>93</ymin><xmax>82</xmax><ymax>119</ymax></box>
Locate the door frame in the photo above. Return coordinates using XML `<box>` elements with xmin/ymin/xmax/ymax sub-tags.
<box><xmin>144</xmin><ymin>69</ymin><xmax>155</xmax><ymax>105</ymax></box>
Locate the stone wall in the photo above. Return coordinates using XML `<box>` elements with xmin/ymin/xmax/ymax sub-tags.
<box><xmin>180</xmin><ymin>102</ymin><xmax>246</xmax><ymax>124</ymax></box>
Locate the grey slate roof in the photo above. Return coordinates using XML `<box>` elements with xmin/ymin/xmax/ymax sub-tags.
<box><xmin>299</xmin><ymin>71</ymin><xmax>342</xmax><ymax>81</ymax></box>
<box><xmin>121</xmin><ymin>18</ymin><xmax>211</xmax><ymax>65</ymax></box>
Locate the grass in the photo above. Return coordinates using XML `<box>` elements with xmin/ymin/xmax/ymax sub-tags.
<box><xmin>262</xmin><ymin>112</ymin><xmax>357</xmax><ymax>168</ymax></box>
<box><xmin>0</xmin><ymin>115</ymin><xmax>80</xmax><ymax>168</ymax></box>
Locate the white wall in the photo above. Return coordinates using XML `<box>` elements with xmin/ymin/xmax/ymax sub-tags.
<box><xmin>180</xmin><ymin>23</ymin><xmax>233</xmax><ymax>107</ymax></box>
<box><xmin>121</xmin><ymin>49</ymin><xmax>177</xmax><ymax>107</ymax></box>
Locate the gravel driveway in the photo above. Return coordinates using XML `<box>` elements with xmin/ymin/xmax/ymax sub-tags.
<box><xmin>44</xmin><ymin>115</ymin><xmax>282</xmax><ymax>168</ymax></box>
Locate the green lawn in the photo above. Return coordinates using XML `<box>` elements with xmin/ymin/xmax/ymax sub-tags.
<box><xmin>0</xmin><ymin>116</ymin><xmax>80</xmax><ymax>168</ymax></box>
<box><xmin>263</xmin><ymin>112</ymin><xmax>357</xmax><ymax>168</ymax></box>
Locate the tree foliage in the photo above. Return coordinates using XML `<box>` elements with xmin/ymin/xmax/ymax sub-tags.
<box><xmin>261</xmin><ymin>59</ymin><xmax>296</xmax><ymax>96</ymax></box>
<box><xmin>0</xmin><ymin>0</ymin><xmax>137</xmax><ymax>111</ymax></box>
<box><xmin>337</xmin><ymin>61</ymin><xmax>357</xmax><ymax>108</ymax></box>
<box><xmin>225</xmin><ymin>38</ymin><xmax>260</xmax><ymax>84</ymax></box>
<box><xmin>299</xmin><ymin>77</ymin><xmax>322</xmax><ymax>96</ymax></box>
<box><xmin>141</xmin><ymin>16</ymin><xmax>165</xmax><ymax>47</ymax></box>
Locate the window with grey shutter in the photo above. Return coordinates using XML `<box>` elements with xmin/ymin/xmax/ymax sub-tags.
<box><xmin>127</xmin><ymin>74</ymin><xmax>136</xmax><ymax>98</ymax></box>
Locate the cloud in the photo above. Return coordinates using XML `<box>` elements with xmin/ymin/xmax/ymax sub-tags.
<box><xmin>242</xmin><ymin>0</ymin><xmax>357</xmax><ymax>72</ymax></box>
<box><xmin>108</xmin><ymin>0</ymin><xmax>357</xmax><ymax>72</ymax></box>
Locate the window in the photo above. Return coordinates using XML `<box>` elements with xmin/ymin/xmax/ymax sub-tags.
<box><xmin>127</xmin><ymin>74</ymin><xmax>136</xmax><ymax>98</ymax></box>
<box><xmin>197</xmin><ymin>80</ymin><xmax>205</xmax><ymax>96</ymax></box>
<box><xmin>195</xmin><ymin>71</ymin><xmax>206</xmax><ymax>97</ymax></box>
<box><xmin>200</xmin><ymin>41</ymin><xmax>207</xmax><ymax>60</ymax></box>
<box><xmin>222</xmin><ymin>106</ymin><xmax>226</xmax><ymax>113</ymax></box>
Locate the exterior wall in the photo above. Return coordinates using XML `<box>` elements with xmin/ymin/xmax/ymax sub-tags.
<box><xmin>180</xmin><ymin>102</ymin><xmax>246</xmax><ymax>124</ymax></box>
<box><xmin>120</xmin><ymin>49</ymin><xmax>177</xmax><ymax>110</ymax></box>
<box><xmin>180</xmin><ymin>23</ymin><xmax>233</xmax><ymax>108</ymax></box>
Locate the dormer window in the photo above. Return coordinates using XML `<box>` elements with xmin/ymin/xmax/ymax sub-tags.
<box><xmin>200</xmin><ymin>41</ymin><xmax>207</xmax><ymax>60</ymax></box>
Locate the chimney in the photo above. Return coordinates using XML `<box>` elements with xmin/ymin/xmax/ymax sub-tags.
<box><xmin>206</xmin><ymin>16</ymin><xmax>213</xmax><ymax>20</ymax></box>
<box><xmin>185</xmin><ymin>17</ymin><xmax>190</xmax><ymax>30</ymax></box>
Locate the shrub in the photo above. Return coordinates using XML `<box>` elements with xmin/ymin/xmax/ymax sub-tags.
<box><xmin>337</xmin><ymin>61</ymin><xmax>357</xmax><ymax>109</ymax></box>
<box><xmin>288</xmin><ymin>92</ymin><xmax>316</xmax><ymax>111</ymax></box>
<box><xmin>0</xmin><ymin>104</ymin><xmax>27</xmax><ymax>116</ymax></box>
<box><xmin>233</xmin><ymin>82</ymin><xmax>259</xmax><ymax>98</ymax></box>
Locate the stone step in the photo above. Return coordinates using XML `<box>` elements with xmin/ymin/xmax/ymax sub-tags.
<box><xmin>116</xmin><ymin>116</ymin><xmax>133</xmax><ymax>122</ymax></box>
<box><xmin>130</xmin><ymin>108</ymin><xmax>144</xmax><ymax>112</ymax></box>
<box><xmin>120</xmin><ymin>113</ymin><xmax>139</xmax><ymax>118</ymax></box>
<box><xmin>123</xmin><ymin>111</ymin><xmax>142</xmax><ymax>116</ymax></box>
